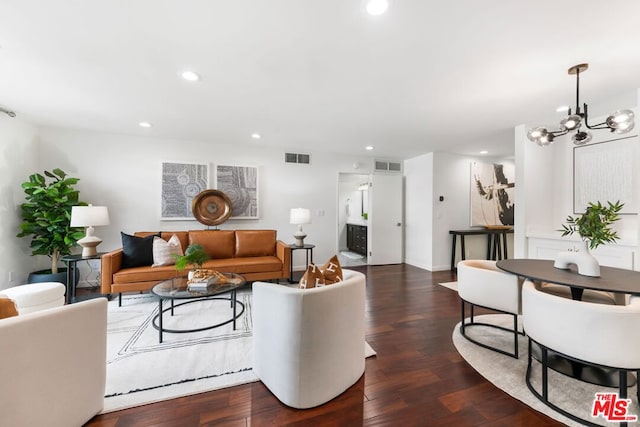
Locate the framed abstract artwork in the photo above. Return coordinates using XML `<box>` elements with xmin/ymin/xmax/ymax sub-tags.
<box><xmin>215</xmin><ymin>165</ymin><xmax>259</xmax><ymax>219</ymax></box>
<box><xmin>161</xmin><ymin>162</ymin><xmax>209</xmax><ymax>220</ymax></box>
<box><xmin>573</xmin><ymin>136</ymin><xmax>637</xmax><ymax>214</ymax></box>
<box><xmin>470</xmin><ymin>161</ymin><xmax>515</xmax><ymax>226</ymax></box>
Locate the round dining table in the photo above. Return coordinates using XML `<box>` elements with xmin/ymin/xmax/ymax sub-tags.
<box><xmin>497</xmin><ymin>258</ymin><xmax>640</xmax><ymax>387</ymax></box>
<box><xmin>497</xmin><ymin>258</ymin><xmax>640</xmax><ymax>300</ymax></box>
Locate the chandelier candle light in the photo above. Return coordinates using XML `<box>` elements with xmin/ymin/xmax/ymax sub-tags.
<box><xmin>70</xmin><ymin>204</ymin><xmax>110</xmax><ymax>257</ymax></box>
<box><xmin>290</xmin><ymin>208</ymin><xmax>311</xmax><ymax>247</ymax></box>
<box><xmin>527</xmin><ymin>63</ymin><xmax>635</xmax><ymax>146</ymax></box>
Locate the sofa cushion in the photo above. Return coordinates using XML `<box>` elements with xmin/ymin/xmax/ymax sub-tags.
<box><xmin>135</xmin><ymin>231</ymin><xmax>189</xmax><ymax>252</ymax></box>
<box><xmin>235</xmin><ymin>230</ymin><xmax>276</xmax><ymax>257</ymax></box>
<box><xmin>0</xmin><ymin>297</ymin><xmax>18</xmax><ymax>319</ymax></box>
<box><xmin>189</xmin><ymin>230</ymin><xmax>236</xmax><ymax>259</ymax></box>
<box><xmin>299</xmin><ymin>264</ymin><xmax>325</xmax><ymax>289</ymax></box>
<box><xmin>152</xmin><ymin>234</ymin><xmax>183</xmax><ymax>267</ymax></box>
<box><xmin>122</xmin><ymin>232</ymin><xmax>160</xmax><ymax>268</ymax></box>
<box><xmin>321</xmin><ymin>255</ymin><xmax>343</xmax><ymax>284</ymax></box>
<box><xmin>113</xmin><ymin>264</ymin><xmax>179</xmax><ymax>284</ymax></box>
<box><xmin>207</xmin><ymin>256</ymin><xmax>283</xmax><ymax>274</ymax></box>
<box><xmin>161</xmin><ymin>232</ymin><xmax>189</xmax><ymax>252</ymax></box>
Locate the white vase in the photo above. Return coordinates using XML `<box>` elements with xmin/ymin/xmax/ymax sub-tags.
<box><xmin>553</xmin><ymin>240</ymin><xmax>600</xmax><ymax>277</ymax></box>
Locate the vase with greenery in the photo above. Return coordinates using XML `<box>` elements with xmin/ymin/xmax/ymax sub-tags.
<box><xmin>16</xmin><ymin>168</ymin><xmax>86</xmax><ymax>278</ymax></box>
<box><xmin>174</xmin><ymin>244</ymin><xmax>210</xmax><ymax>275</ymax></box>
<box><xmin>560</xmin><ymin>200</ymin><xmax>623</xmax><ymax>249</ymax></box>
<box><xmin>555</xmin><ymin>200</ymin><xmax>623</xmax><ymax>277</ymax></box>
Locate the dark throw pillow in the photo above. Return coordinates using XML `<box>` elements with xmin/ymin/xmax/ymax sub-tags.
<box><xmin>121</xmin><ymin>232</ymin><xmax>160</xmax><ymax>268</ymax></box>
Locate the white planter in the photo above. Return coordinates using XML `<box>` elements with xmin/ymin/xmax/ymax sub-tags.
<box><xmin>553</xmin><ymin>240</ymin><xmax>600</xmax><ymax>277</ymax></box>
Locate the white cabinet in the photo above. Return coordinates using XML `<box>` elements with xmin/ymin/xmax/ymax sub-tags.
<box><xmin>527</xmin><ymin>235</ymin><xmax>636</xmax><ymax>270</ymax></box>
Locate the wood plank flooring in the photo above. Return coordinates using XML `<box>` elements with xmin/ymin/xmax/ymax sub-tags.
<box><xmin>85</xmin><ymin>264</ymin><xmax>562</xmax><ymax>426</ymax></box>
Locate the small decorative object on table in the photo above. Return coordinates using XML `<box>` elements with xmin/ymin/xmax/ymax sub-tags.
<box><xmin>173</xmin><ymin>244</ymin><xmax>211</xmax><ymax>290</ymax></box>
<box><xmin>555</xmin><ymin>200</ymin><xmax>623</xmax><ymax>277</ymax></box>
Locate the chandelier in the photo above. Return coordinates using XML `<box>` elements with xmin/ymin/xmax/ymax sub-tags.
<box><xmin>527</xmin><ymin>63</ymin><xmax>635</xmax><ymax>146</ymax></box>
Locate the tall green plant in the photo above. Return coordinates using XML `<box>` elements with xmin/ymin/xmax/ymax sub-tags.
<box><xmin>17</xmin><ymin>168</ymin><xmax>86</xmax><ymax>273</ymax></box>
<box><xmin>560</xmin><ymin>200</ymin><xmax>623</xmax><ymax>250</ymax></box>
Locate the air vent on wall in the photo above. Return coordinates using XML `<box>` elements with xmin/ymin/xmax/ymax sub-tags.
<box><xmin>285</xmin><ymin>152</ymin><xmax>311</xmax><ymax>164</ymax></box>
<box><xmin>375</xmin><ymin>159</ymin><xmax>402</xmax><ymax>173</ymax></box>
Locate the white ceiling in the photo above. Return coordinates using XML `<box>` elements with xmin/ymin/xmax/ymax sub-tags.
<box><xmin>2</xmin><ymin>0</ymin><xmax>640</xmax><ymax>160</ymax></box>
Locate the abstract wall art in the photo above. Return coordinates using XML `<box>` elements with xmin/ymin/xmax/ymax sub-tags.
<box><xmin>216</xmin><ymin>165</ymin><xmax>259</xmax><ymax>219</ymax></box>
<box><xmin>161</xmin><ymin>162</ymin><xmax>209</xmax><ymax>220</ymax></box>
<box><xmin>470</xmin><ymin>161</ymin><xmax>515</xmax><ymax>226</ymax></box>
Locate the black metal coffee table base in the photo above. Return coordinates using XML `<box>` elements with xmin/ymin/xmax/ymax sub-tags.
<box><xmin>152</xmin><ymin>292</ymin><xmax>245</xmax><ymax>343</ymax></box>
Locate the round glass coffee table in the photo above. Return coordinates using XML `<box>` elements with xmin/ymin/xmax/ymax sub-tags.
<box><xmin>150</xmin><ymin>273</ymin><xmax>246</xmax><ymax>343</ymax></box>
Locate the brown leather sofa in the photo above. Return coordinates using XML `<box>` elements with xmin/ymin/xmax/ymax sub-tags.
<box><xmin>101</xmin><ymin>229</ymin><xmax>291</xmax><ymax>304</ymax></box>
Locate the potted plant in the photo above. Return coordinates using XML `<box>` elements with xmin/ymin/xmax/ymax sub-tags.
<box><xmin>560</xmin><ymin>200</ymin><xmax>623</xmax><ymax>249</ymax></box>
<box><xmin>555</xmin><ymin>200</ymin><xmax>623</xmax><ymax>276</ymax></box>
<box><xmin>174</xmin><ymin>244</ymin><xmax>210</xmax><ymax>275</ymax></box>
<box><xmin>16</xmin><ymin>168</ymin><xmax>87</xmax><ymax>283</ymax></box>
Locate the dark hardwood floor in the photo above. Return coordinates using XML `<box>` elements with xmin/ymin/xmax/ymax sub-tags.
<box><xmin>85</xmin><ymin>264</ymin><xmax>562</xmax><ymax>426</ymax></box>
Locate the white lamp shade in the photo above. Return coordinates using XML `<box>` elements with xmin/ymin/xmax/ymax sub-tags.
<box><xmin>289</xmin><ymin>208</ymin><xmax>311</xmax><ymax>225</ymax></box>
<box><xmin>70</xmin><ymin>205</ymin><xmax>110</xmax><ymax>227</ymax></box>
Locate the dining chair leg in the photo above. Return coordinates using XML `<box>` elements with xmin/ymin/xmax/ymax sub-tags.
<box><xmin>620</xmin><ymin>370</ymin><xmax>628</xmax><ymax>427</ymax></box>
<box><xmin>512</xmin><ymin>313</ymin><xmax>518</xmax><ymax>357</ymax></box>
<box><xmin>541</xmin><ymin>346</ymin><xmax>548</xmax><ymax>402</ymax></box>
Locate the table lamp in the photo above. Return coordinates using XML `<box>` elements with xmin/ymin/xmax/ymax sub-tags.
<box><xmin>70</xmin><ymin>204</ymin><xmax>110</xmax><ymax>257</ymax></box>
<box><xmin>290</xmin><ymin>208</ymin><xmax>311</xmax><ymax>247</ymax></box>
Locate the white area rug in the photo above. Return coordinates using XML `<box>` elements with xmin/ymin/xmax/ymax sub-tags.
<box><xmin>340</xmin><ymin>251</ymin><xmax>364</xmax><ymax>260</ymax></box>
<box><xmin>453</xmin><ymin>314</ymin><xmax>639</xmax><ymax>427</ymax></box>
<box><xmin>103</xmin><ymin>291</ymin><xmax>376</xmax><ymax>413</ymax></box>
<box><xmin>438</xmin><ymin>281</ymin><xmax>458</xmax><ymax>291</ymax></box>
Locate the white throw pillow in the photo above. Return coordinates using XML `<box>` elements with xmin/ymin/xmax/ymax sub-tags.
<box><xmin>152</xmin><ymin>234</ymin><xmax>183</xmax><ymax>267</ymax></box>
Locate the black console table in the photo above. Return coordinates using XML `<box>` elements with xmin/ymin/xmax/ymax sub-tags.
<box><xmin>449</xmin><ymin>228</ymin><xmax>513</xmax><ymax>271</ymax></box>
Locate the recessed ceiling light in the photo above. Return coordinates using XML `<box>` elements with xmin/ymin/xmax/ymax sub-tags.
<box><xmin>556</xmin><ymin>105</ymin><xmax>570</xmax><ymax>112</ymax></box>
<box><xmin>138</xmin><ymin>122</ymin><xmax>152</xmax><ymax>128</ymax></box>
<box><xmin>365</xmin><ymin>145</ymin><xmax>374</xmax><ymax>151</ymax></box>
<box><xmin>366</xmin><ymin>0</ymin><xmax>389</xmax><ymax>16</ymax></box>
<box><xmin>180</xmin><ymin>70</ymin><xmax>200</xmax><ymax>82</ymax></box>
<box><xmin>251</xmin><ymin>133</ymin><xmax>261</xmax><ymax>139</ymax></box>
<box><xmin>480</xmin><ymin>150</ymin><xmax>488</xmax><ymax>154</ymax></box>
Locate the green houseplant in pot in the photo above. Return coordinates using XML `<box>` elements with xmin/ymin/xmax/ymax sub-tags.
<box><xmin>16</xmin><ymin>168</ymin><xmax>87</xmax><ymax>283</ymax></box>
<box><xmin>174</xmin><ymin>244</ymin><xmax>210</xmax><ymax>275</ymax></box>
<box><xmin>554</xmin><ymin>200</ymin><xmax>623</xmax><ymax>277</ymax></box>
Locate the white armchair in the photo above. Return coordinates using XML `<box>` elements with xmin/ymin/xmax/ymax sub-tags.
<box><xmin>252</xmin><ymin>269</ymin><xmax>366</xmax><ymax>409</ymax></box>
<box><xmin>457</xmin><ymin>259</ymin><xmax>522</xmax><ymax>358</ymax></box>
<box><xmin>522</xmin><ymin>280</ymin><xmax>640</xmax><ymax>426</ymax></box>
<box><xmin>0</xmin><ymin>298</ymin><xmax>108</xmax><ymax>427</ymax></box>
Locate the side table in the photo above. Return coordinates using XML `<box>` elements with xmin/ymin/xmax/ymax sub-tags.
<box><xmin>449</xmin><ymin>229</ymin><xmax>513</xmax><ymax>271</ymax></box>
<box><xmin>289</xmin><ymin>244</ymin><xmax>315</xmax><ymax>282</ymax></box>
<box><xmin>60</xmin><ymin>253</ymin><xmax>105</xmax><ymax>304</ymax></box>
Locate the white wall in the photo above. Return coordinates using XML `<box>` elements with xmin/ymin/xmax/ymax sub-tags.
<box><xmin>404</xmin><ymin>153</ymin><xmax>433</xmax><ymax>270</ymax></box>
<box><xmin>35</xmin><ymin>127</ymin><xmax>375</xmax><ymax>272</ymax></box>
<box><xmin>405</xmin><ymin>151</ymin><xmax>515</xmax><ymax>271</ymax></box>
<box><xmin>0</xmin><ymin>115</ymin><xmax>42</xmax><ymax>289</ymax></box>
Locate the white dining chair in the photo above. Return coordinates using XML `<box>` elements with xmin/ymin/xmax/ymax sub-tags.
<box><xmin>522</xmin><ymin>279</ymin><xmax>640</xmax><ymax>427</ymax></box>
<box><xmin>457</xmin><ymin>259</ymin><xmax>523</xmax><ymax>358</ymax></box>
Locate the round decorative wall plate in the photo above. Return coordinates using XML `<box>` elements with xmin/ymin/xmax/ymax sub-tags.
<box><xmin>192</xmin><ymin>190</ymin><xmax>233</xmax><ymax>226</ymax></box>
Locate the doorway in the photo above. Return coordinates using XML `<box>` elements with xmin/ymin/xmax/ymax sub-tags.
<box><xmin>337</xmin><ymin>173</ymin><xmax>369</xmax><ymax>267</ymax></box>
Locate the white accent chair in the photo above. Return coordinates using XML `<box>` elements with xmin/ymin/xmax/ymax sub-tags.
<box><xmin>252</xmin><ymin>269</ymin><xmax>366</xmax><ymax>409</ymax></box>
<box><xmin>0</xmin><ymin>298</ymin><xmax>108</xmax><ymax>427</ymax></box>
<box><xmin>536</xmin><ymin>281</ymin><xmax>626</xmax><ymax>305</ymax></box>
<box><xmin>457</xmin><ymin>259</ymin><xmax>522</xmax><ymax>358</ymax></box>
<box><xmin>0</xmin><ymin>281</ymin><xmax>66</xmax><ymax>314</ymax></box>
<box><xmin>522</xmin><ymin>280</ymin><xmax>640</xmax><ymax>426</ymax></box>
